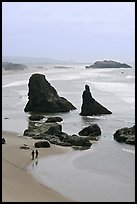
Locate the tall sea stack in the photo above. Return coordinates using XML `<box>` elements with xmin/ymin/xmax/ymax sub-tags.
<box><xmin>79</xmin><ymin>85</ymin><xmax>112</xmax><ymax>116</ymax></box>
<box><xmin>24</xmin><ymin>73</ymin><xmax>76</xmax><ymax>113</ymax></box>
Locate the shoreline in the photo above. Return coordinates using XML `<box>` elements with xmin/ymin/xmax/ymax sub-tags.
<box><xmin>2</xmin><ymin>130</ymin><xmax>73</xmax><ymax>202</ymax></box>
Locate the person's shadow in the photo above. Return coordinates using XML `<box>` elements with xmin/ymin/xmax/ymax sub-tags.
<box><xmin>32</xmin><ymin>160</ymin><xmax>39</xmax><ymax>169</ymax></box>
<box><xmin>35</xmin><ymin>160</ymin><xmax>38</xmax><ymax>166</ymax></box>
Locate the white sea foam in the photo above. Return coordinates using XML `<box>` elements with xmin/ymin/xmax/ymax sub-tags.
<box><xmin>123</xmin><ymin>148</ymin><xmax>135</xmax><ymax>154</ymax></box>
<box><xmin>126</xmin><ymin>75</ymin><xmax>135</xmax><ymax>79</ymax></box>
<box><xmin>2</xmin><ymin>80</ymin><xmax>28</xmax><ymax>88</ymax></box>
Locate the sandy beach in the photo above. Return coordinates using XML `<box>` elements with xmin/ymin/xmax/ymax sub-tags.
<box><xmin>2</xmin><ymin>131</ymin><xmax>73</xmax><ymax>202</ymax></box>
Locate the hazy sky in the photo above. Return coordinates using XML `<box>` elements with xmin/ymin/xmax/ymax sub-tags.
<box><xmin>2</xmin><ymin>2</ymin><xmax>135</xmax><ymax>62</ymax></box>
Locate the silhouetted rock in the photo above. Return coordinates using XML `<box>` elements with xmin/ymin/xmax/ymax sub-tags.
<box><xmin>35</xmin><ymin>140</ymin><xmax>50</xmax><ymax>148</ymax></box>
<box><xmin>113</xmin><ymin>125</ymin><xmax>135</xmax><ymax>145</ymax></box>
<box><xmin>78</xmin><ymin>124</ymin><xmax>101</xmax><ymax>137</ymax></box>
<box><xmin>2</xmin><ymin>138</ymin><xmax>6</xmax><ymax>144</ymax></box>
<box><xmin>23</xmin><ymin>121</ymin><xmax>92</xmax><ymax>150</ymax></box>
<box><xmin>45</xmin><ymin>117</ymin><xmax>63</xmax><ymax>123</ymax></box>
<box><xmin>85</xmin><ymin>60</ymin><xmax>132</xmax><ymax>68</ymax></box>
<box><xmin>24</xmin><ymin>73</ymin><xmax>76</xmax><ymax>113</ymax></box>
<box><xmin>80</xmin><ymin>85</ymin><xmax>112</xmax><ymax>116</ymax></box>
<box><xmin>29</xmin><ymin>115</ymin><xmax>45</xmax><ymax>121</ymax></box>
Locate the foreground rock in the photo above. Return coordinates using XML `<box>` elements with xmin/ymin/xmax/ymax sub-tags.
<box><xmin>23</xmin><ymin>122</ymin><xmax>92</xmax><ymax>150</ymax></box>
<box><xmin>2</xmin><ymin>138</ymin><xmax>6</xmax><ymax>144</ymax></box>
<box><xmin>85</xmin><ymin>60</ymin><xmax>132</xmax><ymax>68</ymax></box>
<box><xmin>35</xmin><ymin>141</ymin><xmax>50</xmax><ymax>148</ymax></box>
<box><xmin>45</xmin><ymin>117</ymin><xmax>63</xmax><ymax>123</ymax></box>
<box><xmin>80</xmin><ymin>85</ymin><xmax>112</xmax><ymax>116</ymax></box>
<box><xmin>29</xmin><ymin>115</ymin><xmax>45</xmax><ymax>121</ymax></box>
<box><xmin>113</xmin><ymin>125</ymin><xmax>135</xmax><ymax>145</ymax></box>
<box><xmin>78</xmin><ymin>124</ymin><xmax>101</xmax><ymax>140</ymax></box>
<box><xmin>24</xmin><ymin>73</ymin><xmax>76</xmax><ymax>113</ymax></box>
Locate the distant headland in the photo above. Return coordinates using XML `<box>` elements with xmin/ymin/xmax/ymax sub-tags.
<box><xmin>85</xmin><ymin>60</ymin><xmax>132</xmax><ymax>68</ymax></box>
<box><xmin>2</xmin><ymin>62</ymin><xmax>27</xmax><ymax>70</ymax></box>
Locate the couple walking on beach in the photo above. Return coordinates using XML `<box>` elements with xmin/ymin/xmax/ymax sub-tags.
<box><xmin>31</xmin><ymin>149</ymin><xmax>39</xmax><ymax>160</ymax></box>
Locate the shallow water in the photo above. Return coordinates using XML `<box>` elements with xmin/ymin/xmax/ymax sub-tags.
<box><xmin>2</xmin><ymin>63</ymin><xmax>135</xmax><ymax>202</ymax></box>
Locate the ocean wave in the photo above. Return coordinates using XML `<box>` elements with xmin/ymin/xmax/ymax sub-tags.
<box><xmin>126</xmin><ymin>75</ymin><xmax>135</xmax><ymax>79</ymax></box>
<box><xmin>2</xmin><ymin>80</ymin><xmax>28</xmax><ymax>88</ymax></box>
<box><xmin>91</xmin><ymin>81</ymin><xmax>135</xmax><ymax>107</ymax></box>
<box><xmin>122</xmin><ymin>148</ymin><xmax>135</xmax><ymax>154</ymax></box>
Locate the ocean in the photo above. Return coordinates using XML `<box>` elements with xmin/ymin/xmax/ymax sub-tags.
<box><xmin>2</xmin><ymin>63</ymin><xmax>135</xmax><ymax>202</ymax></box>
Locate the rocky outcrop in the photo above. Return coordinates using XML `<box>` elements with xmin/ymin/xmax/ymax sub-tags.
<box><xmin>113</xmin><ymin>125</ymin><xmax>135</xmax><ymax>145</ymax></box>
<box><xmin>85</xmin><ymin>60</ymin><xmax>132</xmax><ymax>68</ymax></box>
<box><xmin>24</xmin><ymin>73</ymin><xmax>76</xmax><ymax>113</ymax></box>
<box><xmin>79</xmin><ymin>85</ymin><xmax>112</xmax><ymax>116</ymax></box>
<box><xmin>23</xmin><ymin>121</ymin><xmax>92</xmax><ymax>150</ymax></box>
<box><xmin>23</xmin><ymin>122</ymin><xmax>62</xmax><ymax>137</ymax></box>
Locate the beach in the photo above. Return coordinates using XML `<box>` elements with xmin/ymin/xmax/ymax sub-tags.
<box><xmin>2</xmin><ymin>64</ymin><xmax>135</xmax><ymax>202</ymax></box>
<box><xmin>2</xmin><ymin>131</ymin><xmax>72</xmax><ymax>202</ymax></box>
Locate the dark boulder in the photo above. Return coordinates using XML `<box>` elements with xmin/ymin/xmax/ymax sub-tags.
<box><xmin>34</xmin><ymin>140</ymin><xmax>50</xmax><ymax>148</ymax></box>
<box><xmin>78</xmin><ymin>124</ymin><xmax>101</xmax><ymax>137</ymax></box>
<box><xmin>113</xmin><ymin>125</ymin><xmax>135</xmax><ymax>145</ymax></box>
<box><xmin>45</xmin><ymin>117</ymin><xmax>63</xmax><ymax>123</ymax></box>
<box><xmin>24</xmin><ymin>73</ymin><xmax>76</xmax><ymax>113</ymax></box>
<box><xmin>69</xmin><ymin>134</ymin><xmax>92</xmax><ymax>147</ymax></box>
<box><xmin>29</xmin><ymin>115</ymin><xmax>45</xmax><ymax>121</ymax></box>
<box><xmin>2</xmin><ymin>138</ymin><xmax>6</xmax><ymax>144</ymax></box>
<box><xmin>79</xmin><ymin>85</ymin><xmax>112</xmax><ymax>116</ymax></box>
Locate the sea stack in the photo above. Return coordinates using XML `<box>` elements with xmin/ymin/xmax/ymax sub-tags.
<box><xmin>24</xmin><ymin>73</ymin><xmax>76</xmax><ymax>113</ymax></box>
<box><xmin>79</xmin><ymin>85</ymin><xmax>112</xmax><ymax>116</ymax></box>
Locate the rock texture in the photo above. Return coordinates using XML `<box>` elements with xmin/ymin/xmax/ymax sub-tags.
<box><xmin>85</xmin><ymin>60</ymin><xmax>131</xmax><ymax>68</ymax></box>
<box><xmin>24</xmin><ymin>73</ymin><xmax>76</xmax><ymax>113</ymax></box>
<box><xmin>113</xmin><ymin>125</ymin><xmax>135</xmax><ymax>145</ymax></box>
<box><xmin>79</xmin><ymin>85</ymin><xmax>112</xmax><ymax>116</ymax></box>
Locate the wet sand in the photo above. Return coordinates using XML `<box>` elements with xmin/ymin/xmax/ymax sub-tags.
<box><xmin>2</xmin><ymin>131</ymin><xmax>73</xmax><ymax>202</ymax></box>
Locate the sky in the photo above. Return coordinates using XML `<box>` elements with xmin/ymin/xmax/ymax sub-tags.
<box><xmin>2</xmin><ymin>2</ymin><xmax>135</xmax><ymax>63</ymax></box>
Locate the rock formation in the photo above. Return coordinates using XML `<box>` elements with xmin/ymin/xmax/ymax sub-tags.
<box><xmin>85</xmin><ymin>60</ymin><xmax>131</xmax><ymax>68</ymax></box>
<box><xmin>113</xmin><ymin>125</ymin><xmax>135</xmax><ymax>145</ymax></box>
<box><xmin>23</xmin><ymin>120</ymin><xmax>92</xmax><ymax>150</ymax></box>
<box><xmin>24</xmin><ymin>73</ymin><xmax>76</xmax><ymax>113</ymax></box>
<box><xmin>79</xmin><ymin>85</ymin><xmax>112</xmax><ymax>116</ymax></box>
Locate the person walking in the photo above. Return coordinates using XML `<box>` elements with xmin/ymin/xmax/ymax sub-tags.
<box><xmin>31</xmin><ymin>150</ymin><xmax>35</xmax><ymax>160</ymax></box>
<box><xmin>35</xmin><ymin>149</ymin><xmax>39</xmax><ymax>158</ymax></box>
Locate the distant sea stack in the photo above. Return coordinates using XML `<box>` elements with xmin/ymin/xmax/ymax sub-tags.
<box><xmin>85</xmin><ymin>60</ymin><xmax>132</xmax><ymax>68</ymax></box>
<box><xmin>24</xmin><ymin>73</ymin><xmax>76</xmax><ymax>113</ymax></box>
<box><xmin>79</xmin><ymin>85</ymin><xmax>112</xmax><ymax>116</ymax></box>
